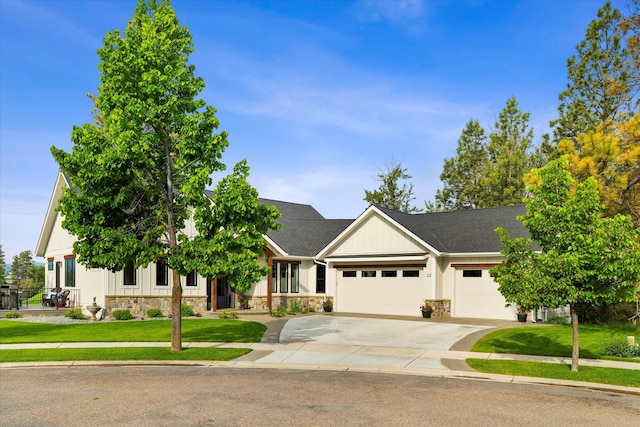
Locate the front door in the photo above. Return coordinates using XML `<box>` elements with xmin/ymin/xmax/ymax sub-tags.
<box><xmin>55</xmin><ymin>262</ymin><xmax>61</xmax><ymax>289</ymax></box>
<box><xmin>216</xmin><ymin>277</ymin><xmax>232</xmax><ymax>309</ymax></box>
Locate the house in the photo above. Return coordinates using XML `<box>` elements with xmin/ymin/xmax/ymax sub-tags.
<box><xmin>36</xmin><ymin>172</ymin><xmax>532</xmax><ymax>320</ymax></box>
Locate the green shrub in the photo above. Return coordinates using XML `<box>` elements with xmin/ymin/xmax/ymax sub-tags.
<box><xmin>4</xmin><ymin>311</ymin><xmax>21</xmax><ymax>319</ymax></box>
<box><xmin>112</xmin><ymin>309</ymin><xmax>133</xmax><ymax>320</ymax></box>
<box><xmin>603</xmin><ymin>341</ymin><xmax>640</xmax><ymax>358</ymax></box>
<box><xmin>287</xmin><ymin>299</ymin><xmax>302</xmax><ymax>314</ymax></box>
<box><xmin>181</xmin><ymin>304</ymin><xmax>194</xmax><ymax>317</ymax></box>
<box><xmin>64</xmin><ymin>308</ymin><xmax>85</xmax><ymax>320</ymax></box>
<box><xmin>219</xmin><ymin>311</ymin><xmax>239</xmax><ymax>320</ymax></box>
<box><xmin>546</xmin><ymin>316</ymin><xmax>568</xmax><ymax>325</ymax></box>
<box><xmin>146</xmin><ymin>308</ymin><xmax>163</xmax><ymax>318</ymax></box>
<box><xmin>269</xmin><ymin>304</ymin><xmax>288</xmax><ymax>318</ymax></box>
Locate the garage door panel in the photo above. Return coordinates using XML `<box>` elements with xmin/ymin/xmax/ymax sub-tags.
<box><xmin>454</xmin><ymin>270</ymin><xmax>513</xmax><ymax>320</ymax></box>
<box><xmin>337</xmin><ymin>272</ymin><xmax>422</xmax><ymax>316</ymax></box>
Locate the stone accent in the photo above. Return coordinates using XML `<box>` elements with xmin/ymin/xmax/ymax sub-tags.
<box><xmin>104</xmin><ymin>295</ymin><xmax>207</xmax><ymax>318</ymax></box>
<box><xmin>424</xmin><ymin>299</ymin><xmax>451</xmax><ymax>318</ymax></box>
<box><xmin>243</xmin><ymin>296</ymin><xmax>327</xmax><ymax>312</ymax></box>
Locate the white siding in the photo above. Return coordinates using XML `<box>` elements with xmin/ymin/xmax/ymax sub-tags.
<box><xmin>329</xmin><ymin>214</ymin><xmax>425</xmax><ymax>256</ymax></box>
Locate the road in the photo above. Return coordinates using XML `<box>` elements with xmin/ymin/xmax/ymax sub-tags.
<box><xmin>1</xmin><ymin>366</ymin><xmax>638</xmax><ymax>426</ymax></box>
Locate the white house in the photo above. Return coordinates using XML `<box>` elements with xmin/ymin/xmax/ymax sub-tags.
<box><xmin>36</xmin><ymin>172</ymin><xmax>533</xmax><ymax>320</ymax></box>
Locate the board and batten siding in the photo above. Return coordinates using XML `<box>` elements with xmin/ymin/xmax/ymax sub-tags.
<box><xmin>328</xmin><ymin>213</ymin><xmax>426</xmax><ymax>256</ymax></box>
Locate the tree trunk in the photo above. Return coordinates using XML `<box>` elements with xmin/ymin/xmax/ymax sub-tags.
<box><xmin>171</xmin><ymin>269</ymin><xmax>182</xmax><ymax>351</ymax></box>
<box><xmin>570</xmin><ymin>304</ymin><xmax>579</xmax><ymax>372</ymax></box>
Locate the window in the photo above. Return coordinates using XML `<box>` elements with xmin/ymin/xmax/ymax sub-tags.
<box><xmin>402</xmin><ymin>270</ymin><xmax>419</xmax><ymax>277</ymax></box>
<box><xmin>64</xmin><ymin>257</ymin><xmax>75</xmax><ymax>287</ymax></box>
<box><xmin>381</xmin><ymin>270</ymin><xmax>397</xmax><ymax>277</ymax></box>
<box><xmin>156</xmin><ymin>259</ymin><xmax>168</xmax><ymax>286</ymax></box>
<box><xmin>279</xmin><ymin>263</ymin><xmax>288</xmax><ymax>293</ymax></box>
<box><xmin>316</xmin><ymin>264</ymin><xmax>326</xmax><ymax>293</ymax></box>
<box><xmin>47</xmin><ymin>258</ymin><xmax>54</xmax><ymax>271</ymax></box>
<box><xmin>186</xmin><ymin>271</ymin><xmax>197</xmax><ymax>287</ymax></box>
<box><xmin>463</xmin><ymin>270</ymin><xmax>482</xmax><ymax>278</ymax></box>
<box><xmin>124</xmin><ymin>260</ymin><xmax>136</xmax><ymax>286</ymax></box>
<box><xmin>291</xmin><ymin>264</ymin><xmax>299</xmax><ymax>293</ymax></box>
<box><xmin>362</xmin><ymin>270</ymin><xmax>376</xmax><ymax>278</ymax></box>
<box><xmin>342</xmin><ymin>271</ymin><xmax>357</xmax><ymax>278</ymax></box>
<box><xmin>271</xmin><ymin>263</ymin><xmax>278</xmax><ymax>293</ymax></box>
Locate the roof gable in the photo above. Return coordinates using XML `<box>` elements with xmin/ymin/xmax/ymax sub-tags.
<box><xmin>36</xmin><ymin>172</ymin><xmax>70</xmax><ymax>257</ymax></box>
<box><xmin>323</xmin><ymin>209</ymin><xmax>428</xmax><ymax>258</ymax></box>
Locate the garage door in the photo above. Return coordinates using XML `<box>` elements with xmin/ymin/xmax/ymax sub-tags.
<box><xmin>336</xmin><ymin>268</ymin><xmax>423</xmax><ymax>316</ymax></box>
<box><xmin>454</xmin><ymin>268</ymin><xmax>513</xmax><ymax>320</ymax></box>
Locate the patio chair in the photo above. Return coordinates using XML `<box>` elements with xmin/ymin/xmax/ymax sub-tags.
<box><xmin>42</xmin><ymin>288</ymin><xmax>61</xmax><ymax>307</ymax></box>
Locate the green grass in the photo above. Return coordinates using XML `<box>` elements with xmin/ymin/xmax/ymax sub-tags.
<box><xmin>0</xmin><ymin>318</ymin><xmax>266</xmax><ymax>344</ymax></box>
<box><xmin>466</xmin><ymin>358</ymin><xmax>640</xmax><ymax>388</ymax></box>
<box><xmin>471</xmin><ymin>323</ymin><xmax>639</xmax><ymax>361</ymax></box>
<box><xmin>0</xmin><ymin>347</ymin><xmax>251</xmax><ymax>363</ymax></box>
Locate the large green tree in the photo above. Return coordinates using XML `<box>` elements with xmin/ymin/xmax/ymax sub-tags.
<box><xmin>364</xmin><ymin>160</ymin><xmax>421</xmax><ymax>213</ymax></box>
<box><xmin>51</xmin><ymin>0</ymin><xmax>279</xmax><ymax>351</ymax></box>
<box><xmin>491</xmin><ymin>157</ymin><xmax>640</xmax><ymax>372</ymax></box>
<box><xmin>551</xmin><ymin>1</ymin><xmax>639</xmax><ymax>143</ymax></box>
<box><xmin>430</xmin><ymin>119</ymin><xmax>488</xmax><ymax>211</ymax></box>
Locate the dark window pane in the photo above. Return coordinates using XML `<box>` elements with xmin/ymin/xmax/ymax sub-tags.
<box><xmin>342</xmin><ymin>271</ymin><xmax>357</xmax><ymax>278</ymax></box>
<box><xmin>315</xmin><ymin>264</ymin><xmax>326</xmax><ymax>293</ymax></box>
<box><xmin>402</xmin><ymin>270</ymin><xmax>420</xmax><ymax>277</ymax></box>
<box><xmin>462</xmin><ymin>270</ymin><xmax>482</xmax><ymax>278</ymax></box>
<box><xmin>124</xmin><ymin>261</ymin><xmax>136</xmax><ymax>286</ymax></box>
<box><xmin>381</xmin><ymin>270</ymin><xmax>397</xmax><ymax>277</ymax></box>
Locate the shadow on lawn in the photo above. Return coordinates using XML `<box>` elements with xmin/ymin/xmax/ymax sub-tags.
<box><xmin>181</xmin><ymin>320</ymin><xmax>267</xmax><ymax>342</ymax></box>
<box><xmin>482</xmin><ymin>331</ymin><xmax>600</xmax><ymax>359</ymax></box>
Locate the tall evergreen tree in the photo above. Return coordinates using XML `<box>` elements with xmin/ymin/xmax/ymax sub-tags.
<box><xmin>11</xmin><ymin>250</ymin><xmax>33</xmax><ymax>289</ymax></box>
<box><xmin>551</xmin><ymin>1</ymin><xmax>639</xmax><ymax>142</ymax></box>
<box><xmin>432</xmin><ymin>119</ymin><xmax>488</xmax><ymax>211</ymax></box>
<box><xmin>482</xmin><ymin>96</ymin><xmax>535</xmax><ymax>207</ymax></box>
<box><xmin>51</xmin><ymin>0</ymin><xmax>279</xmax><ymax>351</ymax></box>
<box><xmin>364</xmin><ymin>160</ymin><xmax>421</xmax><ymax>213</ymax></box>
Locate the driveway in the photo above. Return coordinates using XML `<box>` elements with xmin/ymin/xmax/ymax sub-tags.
<box><xmin>278</xmin><ymin>315</ymin><xmax>491</xmax><ymax>350</ymax></box>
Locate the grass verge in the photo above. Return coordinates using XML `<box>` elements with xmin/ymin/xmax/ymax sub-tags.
<box><xmin>0</xmin><ymin>318</ymin><xmax>266</xmax><ymax>344</ymax></box>
<box><xmin>466</xmin><ymin>358</ymin><xmax>640</xmax><ymax>388</ymax></box>
<box><xmin>0</xmin><ymin>347</ymin><xmax>251</xmax><ymax>363</ymax></box>
<box><xmin>470</xmin><ymin>323</ymin><xmax>639</xmax><ymax>362</ymax></box>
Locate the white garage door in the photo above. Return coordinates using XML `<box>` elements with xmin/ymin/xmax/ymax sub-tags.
<box><xmin>454</xmin><ymin>268</ymin><xmax>513</xmax><ymax>320</ymax></box>
<box><xmin>336</xmin><ymin>268</ymin><xmax>423</xmax><ymax>316</ymax></box>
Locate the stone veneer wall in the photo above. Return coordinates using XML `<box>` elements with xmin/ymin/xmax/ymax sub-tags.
<box><xmin>424</xmin><ymin>299</ymin><xmax>451</xmax><ymax>318</ymax></box>
<box><xmin>105</xmin><ymin>295</ymin><xmax>207</xmax><ymax>318</ymax></box>
<box><xmin>244</xmin><ymin>296</ymin><xmax>328</xmax><ymax>312</ymax></box>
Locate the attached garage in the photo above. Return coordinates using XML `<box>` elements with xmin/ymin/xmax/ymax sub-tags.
<box><xmin>336</xmin><ymin>266</ymin><xmax>425</xmax><ymax>316</ymax></box>
<box><xmin>452</xmin><ymin>265</ymin><xmax>514</xmax><ymax>320</ymax></box>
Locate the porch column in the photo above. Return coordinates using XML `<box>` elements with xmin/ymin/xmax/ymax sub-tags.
<box><xmin>266</xmin><ymin>255</ymin><xmax>273</xmax><ymax>310</ymax></box>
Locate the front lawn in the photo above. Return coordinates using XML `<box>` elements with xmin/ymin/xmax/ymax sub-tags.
<box><xmin>0</xmin><ymin>347</ymin><xmax>251</xmax><ymax>363</ymax></box>
<box><xmin>0</xmin><ymin>318</ymin><xmax>266</xmax><ymax>344</ymax></box>
<box><xmin>466</xmin><ymin>359</ymin><xmax>640</xmax><ymax>388</ymax></box>
<box><xmin>471</xmin><ymin>323</ymin><xmax>639</xmax><ymax>361</ymax></box>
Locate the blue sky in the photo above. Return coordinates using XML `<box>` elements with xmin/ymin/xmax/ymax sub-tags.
<box><xmin>0</xmin><ymin>0</ymin><xmax>626</xmax><ymax>261</ymax></box>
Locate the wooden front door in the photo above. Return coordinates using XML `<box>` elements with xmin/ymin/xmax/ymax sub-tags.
<box><xmin>216</xmin><ymin>277</ymin><xmax>232</xmax><ymax>309</ymax></box>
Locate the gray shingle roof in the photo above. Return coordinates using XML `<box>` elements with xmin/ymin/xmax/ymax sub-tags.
<box><xmin>267</xmin><ymin>218</ymin><xmax>352</xmax><ymax>257</ymax></box>
<box><xmin>376</xmin><ymin>204</ymin><xmax>532</xmax><ymax>253</ymax></box>
<box><xmin>204</xmin><ymin>187</ymin><xmax>532</xmax><ymax>256</ymax></box>
<box><xmin>260</xmin><ymin>199</ymin><xmax>352</xmax><ymax>256</ymax></box>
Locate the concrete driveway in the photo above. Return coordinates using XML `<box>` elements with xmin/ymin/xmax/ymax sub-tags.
<box><xmin>279</xmin><ymin>315</ymin><xmax>491</xmax><ymax>350</ymax></box>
